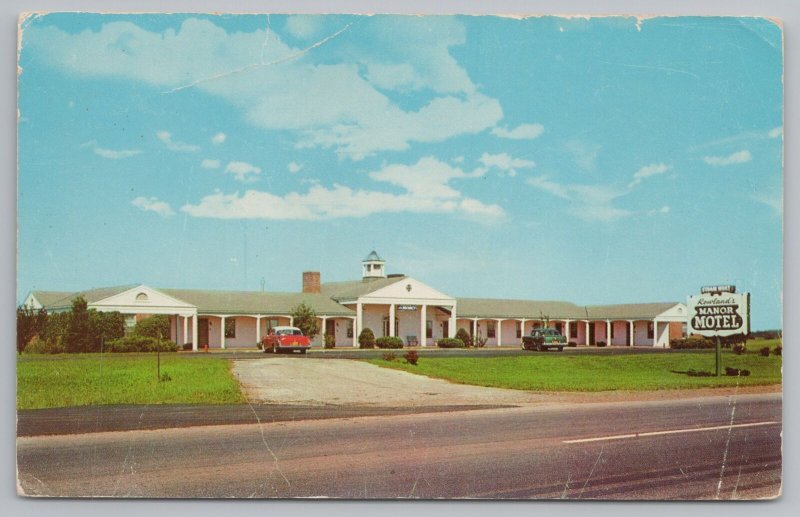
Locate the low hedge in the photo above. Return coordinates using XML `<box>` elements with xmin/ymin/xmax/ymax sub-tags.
<box><xmin>106</xmin><ymin>336</ymin><xmax>178</xmax><ymax>353</ymax></box>
<box><xmin>376</xmin><ymin>336</ymin><xmax>404</xmax><ymax>349</ymax></box>
<box><xmin>436</xmin><ymin>338</ymin><xmax>465</xmax><ymax>348</ymax></box>
<box><xmin>669</xmin><ymin>337</ymin><xmax>714</xmax><ymax>350</ymax></box>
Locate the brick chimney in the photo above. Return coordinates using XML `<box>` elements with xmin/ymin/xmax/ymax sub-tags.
<box><xmin>302</xmin><ymin>271</ymin><xmax>321</xmax><ymax>294</ymax></box>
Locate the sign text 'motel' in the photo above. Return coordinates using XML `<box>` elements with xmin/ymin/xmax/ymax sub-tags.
<box><xmin>687</xmin><ymin>288</ymin><xmax>750</xmax><ymax>337</ymax></box>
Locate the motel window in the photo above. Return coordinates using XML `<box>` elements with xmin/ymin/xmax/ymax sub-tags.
<box><xmin>610</xmin><ymin>324</ymin><xmax>615</xmax><ymax>339</ymax></box>
<box><xmin>555</xmin><ymin>322</ymin><xmax>563</xmax><ymax>335</ymax></box>
<box><xmin>383</xmin><ymin>318</ymin><xmax>399</xmax><ymax>337</ymax></box>
<box><xmin>516</xmin><ymin>322</ymin><xmax>522</xmax><ymax>339</ymax></box>
<box><xmin>347</xmin><ymin>321</ymin><xmax>353</xmax><ymax>338</ymax></box>
<box><xmin>570</xmin><ymin>322</ymin><xmax>578</xmax><ymax>339</ymax></box>
<box><xmin>426</xmin><ymin>320</ymin><xmax>433</xmax><ymax>339</ymax></box>
<box><xmin>487</xmin><ymin>321</ymin><xmax>496</xmax><ymax>338</ymax></box>
<box><xmin>225</xmin><ymin>318</ymin><xmax>236</xmax><ymax>338</ymax></box>
<box><xmin>124</xmin><ymin>315</ymin><xmax>136</xmax><ymax>336</ymax></box>
<box><xmin>681</xmin><ymin>323</ymin><xmax>687</xmax><ymax>337</ymax></box>
<box><xmin>647</xmin><ymin>322</ymin><xmax>654</xmax><ymax>339</ymax></box>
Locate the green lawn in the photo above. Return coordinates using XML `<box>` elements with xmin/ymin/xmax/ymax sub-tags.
<box><xmin>368</xmin><ymin>339</ymin><xmax>783</xmax><ymax>392</ymax></box>
<box><xmin>17</xmin><ymin>353</ymin><xmax>246</xmax><ymax>409</ymax></box>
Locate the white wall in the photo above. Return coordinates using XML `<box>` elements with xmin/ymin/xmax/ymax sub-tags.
<box><xmin>634</xmin><ymin>321</ymin><xmax>654</xmax><ymax>346</ymax></box>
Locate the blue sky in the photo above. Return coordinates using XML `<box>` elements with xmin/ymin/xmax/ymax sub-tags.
<box><xmin>17</xmin><ymin>14</ymin><xmax>783</xmax><ymax>329</ymax></box>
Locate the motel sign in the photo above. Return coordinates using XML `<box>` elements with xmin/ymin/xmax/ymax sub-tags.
<box><xmin>687</xmin><ymin>286</ymin><xmax>750</xmax><ymax>337</ymax></box>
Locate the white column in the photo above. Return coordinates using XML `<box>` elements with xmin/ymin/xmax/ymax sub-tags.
<box><xmin>289</xmin><ymin>316</ymin><xmax>294</xmax><ymax>327</ymax></box>
<box><xmin>256</xmin><ymin>316</ymin><xmax>262</xmax><ymax>344</ymax></box>
<box><xmin>606</xmin><ymin>320</ymin><xmax>611</xmax><ymax>345</ymax></box>
<box><xmin>220</xmin><ymin>316</ymin><xmax>226</xmax><ymax>349</ymax></box>
<box><xmin>389</xmin><ymin>304</ymin><xmax>396</xmax><ymax>337</ymax></box>
<box><xmin>585</xmin><ymin>321</ymin><xmax>590</xmax><ymax>346</ymax></box>
<box><xmin>320</xmin><ymin>316</ymin><xmax>327</xmax><ymax>347</ymax></box>
<box><xmin>520</xmin><ymin>319</ymin><xmax>527</xmax><ymax>342</ymax></box>
<box><xmin>356</xmin><ymin>303</ymin><xmax>363</xmax><ymax>347</ymax></box>
<box><xmin>472</xmin><ymin>318</ymin><xmax>478</xmax><ymax>340</ymax></box>
<box><xmin>629</xmin><ymin>320</ymin><xmax>635</xmax><ymax>346</ymax></box>
<box><xmin>564</xmin><ymin>319</ymin><xmax>571</xmax><ymax>341</ymax></box>
<box><xmin>183</xmin><ymin>315</ymin><xmax>188</xmax><ymax>345</ymax></box>
<box><xmin>653</xmin><ymin>319</ymin><xmax>660</xmax><ymax>347</ymax></box>
<box><xmin>192</xmin><ymin>314</ymin><xmax>198</xmax><ymax>351</ymax></box>
<box><xmin>449</xmin><ymin>304</ymin><xmax>457</xmax><ymax>338</ymax></box>
<box><xmin>496</xmin><ymin>319</ymin><xmax>503</xmax><ymax>346</ymax></box>
<box><xmin>420</xmin><ymin>304</ymin><xmax>427</xmax><ymax>346</ymax></box>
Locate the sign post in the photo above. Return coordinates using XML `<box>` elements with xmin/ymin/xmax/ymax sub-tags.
<box><xmin>687</xmin><ymin>286</ymin><xmax>750</xmax><ymax>377</ymax></box>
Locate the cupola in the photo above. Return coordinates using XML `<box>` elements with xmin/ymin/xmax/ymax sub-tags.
<box><xmin>362</xmin><ymin>250</ymin><xmax>387</xmax><ymax>280</ymax></box>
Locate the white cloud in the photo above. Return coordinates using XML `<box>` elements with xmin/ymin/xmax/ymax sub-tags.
<box><xmin>479</xmin><ymin>153</ymin><xmax>535</xmax><ymax>177</ymax></box>
<box><xmin>648</xmin><ymin>206</ymin><xmax>671</xmax><ymax>216</ymax></box>
<box><xmin>225</xmin><ymin>161</ymin><xmax>262</xmax><ymax>182</ymax></box>
<box><xmin>29</xmin><ymin>18</ymin><xmax>502</xmax><ymax>160</ymax></box>
<box><xmin>564</xmin><ymin>140</ymin><xmax>602</xmax><ymax>171</ymax></box>
<box><xmin>768</xmin><ymin>126</ymin><xmax>783</xmax><ymax>139</ymax></box>
<box><xmin>629</xmin><ymin>163</ymin><xmax>670</xmax><ymax>188</ymax></box>
<box><xmin>82</xmin><ymin>140</ymin><xmax>141</xmax><ymax>159</ymax></box>
<box><xmin>285</xmin><ymin>15</ymin><xmax>324</xmax><ymax>40</ymax></box>
<box><xmin>131</xmin><ymin>196</ymin><xmax>175</xmax><ymax>217</ymax></box>
<box><xmin>753</xmin><ymin>193</ymin><xmax>782</xmax><ymax>216</ymax></box>
<box><xmin>526</xmin><ymin>175</ymin><xmax>631</xmax><ymax>222</ymax></box>
<box><xmin>211</xmin><ymin>132</ymin><xmax>226</xmax><ymax>145</ymax></box>
<box><xmin>182</xmin><ymin>157</ymin><xmax>504</xmax><ymax>222</ymax></box>
<box><xmin>491</xmin><ymin>123</ymin><xmax>545</xmax><ymax>140</ymax></box>
<box><xmin>157</xmin><ymin>131</ymin><xmax>200</xmax><ymax>152</ymax></box>
<box><xmin>287</xmin><ymin>162</ymin><xmax>303</xmax><ymax>173</ymax></box>
<box><xmin>201</xmin><ymin>159</ymin><xmax>221</xmax><ymax>169</ymax></box>
<box><xmin>702</xmin><ymin>150</ymin><xmax>752</xmax><ymax>167</ymax></box>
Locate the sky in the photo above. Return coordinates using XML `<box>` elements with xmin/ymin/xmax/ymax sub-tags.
<box><xmin>17</xmin><ymin>14</ymin><xmax>783</xmax><ymax>330</ymax></box>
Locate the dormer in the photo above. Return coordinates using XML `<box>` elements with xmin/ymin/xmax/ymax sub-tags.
<box><xmin>362</xmin><ymin>250</ymin><xmax>387</xmax><ymax>280</ymax></box>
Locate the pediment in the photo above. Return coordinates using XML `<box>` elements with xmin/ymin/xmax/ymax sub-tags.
<box><xmin>90</xmin><ymin>285</ymin><xmax>196</xmax><ymax>310</ymax></box>
<box><xmin>360</xmin><ymin>277</ymin><xmax>455</xmax><ymax>304</ymax></box>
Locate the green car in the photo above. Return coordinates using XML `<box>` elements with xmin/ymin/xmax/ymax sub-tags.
<box><xmin>521</xmin><ymin>328</ymin><xmax>566</xmax><ymax>352</ymax></box>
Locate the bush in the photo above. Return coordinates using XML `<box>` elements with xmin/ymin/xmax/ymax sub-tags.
<box><xmin>24</xmin><ymin>335</ymin><xmax>65</xmax><ymax>354</ymax></box>
<box><xmin>670</xmin><ymin>337</ymin><xmax>715</xmax><ymax>350</ymax></box>
<box><xmin>182</xmin><ymin>343</ymin><xmax>193</xmax><ymax>351</ymax></box>
<box><xmin>725</xmin><ymin>367</ymin><xmax>751</xmax><ymax>377</ymax></box>
<box><xmin>106</xmin><ymin>336</ymin><xmax>178</xmax><ymax>353</ymax></box>
<box><xmin>358</xmin><ymin>328</ymin><xmax>376</xmax><ymax>349</ymax></box>
<box><xmin>473</xmin><ymin>333</ymin><xmax>487</xmax><ymax>348</ymax></box>
<box><xmin>732</xmin><ymin>344</ymin><xmax>747</xmax><ymax>355</ymax></box>
<box><xmin>436</xmin><ymin>338</ymin><xmax>465</xmax><ymax>348</ymax></box>
<box><xmin>134</xmin><ymin>315</ymin><xmax>170</xmax><ymax>339</ymax></box>
<box><xmin>759</xmin><ymin>347</ymin><xmax>771</xmax><ymax>357</ymax></box>
<box><xmin>404</xmin><ymin>350</ymin><xmax>419</xmax><ymax>365</ymax></box>
<box><xmin>324</xmin><ymin>334</ymin><xmax>336</xmax><ymax>349</ymax></box>
<box><xmin>596</xmin><ymin>341</ymin><xmax>607</xmax><ymax>347</ymax></box>
<box><xmin>290</xmin><ymin>302</ymin><xmax>320</xmax><ymax>341</ymax></box>
<box><xmin>455</xmin><ymin>328</ymin><xmax>472</xmax><ymax>348</ymax></box>
<box><xmin>376</xmin><ymin>336</ymin><xmax>404</xmax><ymax>349</ymax></box>
<box><xmin>774</xmin><ymin>346</ymin><xmax>782</xmax><ymax>356</ymax></box>
<box><xmin>382</xmin><ymin>352</ymin><xmax>397</xmax><ymax>362</ymax></box>
<box><xmin>568</xmin><ymin>341</ymin><xmax>578</xmax><ymax>347</ymax></box>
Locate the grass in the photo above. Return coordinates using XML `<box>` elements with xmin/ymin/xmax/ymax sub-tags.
<box><xmin>368</xmin><ymin>339</ymin><xmax>783</xmax><ymax>392</ymax></box>
<box><xmin>17</xmin><ymin>353</ymin><xmax>246</xmax><ymax>409</ymax></box>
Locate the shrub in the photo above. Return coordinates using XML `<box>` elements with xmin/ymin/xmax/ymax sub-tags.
<box><xmin>134</xmin><ymin>315</ymin><xmax>170</xmax><ymax>339</ymax></box>
<box><xmin>376</xmin><ymin>336</ymin><xmax>404</xmax><ymax>349</ymax></box>
<box><xmin>670</xmin><ymin>337</ymin><xmax>715</xmax><ymax>350</ymax></box>
<box><xmin>382</xmin><ymin>352</ymin><xmax>396</xmax><ymax>362</ymax></box>
<box><xmin>182</xmin><ymin>343</ymin><xmax>193</xmax><ymax>351</ymax></box>
<box><xmin>290</xmin><ymin>302</ymin><xmax>320</xmax><ymax>341</ymax></box>
<box><xmin>473</xmin><ymin>333</ymin><xmax>487</xmax><ymax>348</ymax></box>
<box><xmin>596</xmin><ymin>341</ymin><xmax>607</xmax><ymax>347</ymax></box>
<box><xmin>324</xmin><ymin>334</ymin><xmax>336</xmax><ymax>349</ymax></box>
<box><xmin>568</xmin><ymin>341</ymin><xmax>578</xmax><ymax>347</ymax></box>
<box><xmin>358</xmin><ymin>328</ymin><xmax>376</xmax><ymax>349</ymax></box>
<box><xmin>455</xmin><ymin>328</ymin><xmax>472</xmax><ymax>348</ymax></box>
<box><xmin>404</xmin><ymin>350</ymin><xmax>419</xmax><ymax>365</ymax></box>
<box><xmin>725</xmin><ymin>367</ymin><xmax>751</xmax><ymax>377</ymax></box>
<box><xmin>17</xmin><ymin>305</ymin><xmax>48</xmax><ymax>353</ymax></box>
<box><xmin>436</xmin><ymin>338</ymin><xmax>465</xmax><ymax>348</ymax></box>
<box><xmin>106</xmin><ymin>336</ymin><xmax>178</xmax><ymax>353</ymax></box>
<box><xmin>24</xmin><ymin>335</ymin><xmax>65</xmax><ymax>354</ymax></box>
<box><xmin>759</xmin><ymin>346</ymin><xmax>771</xmax><ymax>357</ymax></box>
<box><xmin>774</xmin><ymin>346</ymin><xmax>782</xmax><ymax>356</ymax></box>
<box><xmin>686</xmin><ymin>369</ymin><xmax>713</xmax><ymax>377</ymax></box>
<box><xmin>732</xmin><ymin>344</ymin><xmax>747</xmax><ymax>355</ymax></box>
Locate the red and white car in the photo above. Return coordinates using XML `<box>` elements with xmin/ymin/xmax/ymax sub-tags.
<box><xmin>261</xmin><ymin>326</ymin><xmax>311</xmax><ymax>354</ymax></box>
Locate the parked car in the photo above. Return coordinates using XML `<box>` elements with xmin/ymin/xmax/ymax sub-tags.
<box><xmin>521</xmin><ymin>328</ymin><xmax>566</xmax><ymax>352</ymax></box>
<box><xmin>262</xmin><ymin>326</ymin><xmax>311</xmax><ymax>354</ymax></box>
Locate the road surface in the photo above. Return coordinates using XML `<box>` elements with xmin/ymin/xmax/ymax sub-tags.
<box><xmin>16</xmin><ymin>393</ymin><xmax>781</xmax><ymax>499</ymax></box>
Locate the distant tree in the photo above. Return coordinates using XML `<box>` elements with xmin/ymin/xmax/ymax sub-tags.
<box><xmin>16</xmin><ymin>305</ymin><xmax>48</xmax><ymax>354</ymax></box>
<box><xmin>134</xmin><ymin>315</ymin><xmax>170</xmax><ymax>339</ymax></box>
<box><xmin>291</xmin><ymin>302</ymin><xmax>320</xmax><ymax>340</ymax></box>
<box><xmin>65</xmin><ymin>296</ymin><xmax>92</xmax><ymax>353</ymax></box>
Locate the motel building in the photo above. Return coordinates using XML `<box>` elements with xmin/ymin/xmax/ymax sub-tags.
<box><xmin>24</xmin><ymin>251</ymin><xmax>688</xmax><ymax>350</ymax></box>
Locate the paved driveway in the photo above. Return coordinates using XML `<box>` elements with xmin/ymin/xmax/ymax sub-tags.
<box><xmin>232</xmin><ymin>358</ymin><xmax>548</xmax><ymax>407</ymax></box>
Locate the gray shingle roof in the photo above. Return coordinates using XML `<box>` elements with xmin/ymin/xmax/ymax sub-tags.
<box><xmin>29</xmin><ymin>291</ymin><xmax>75</xmax><ymax>308</ymax></box>
<box><xmin>160</xmin><ymin>289</ymin><xmax>354</xmax><ymax>317</ymax></box>
<box><xmin>456</xmin><ymin>298</ymin><xmax>588</xmax><ymax>319</ymax></box>
<box><xmin>586</xmin><ymin>302</ymin><xmax>679</xmax><ymax>320</ymax></box>
<box><xmin>321</xmin><ymin>276</ymin><xmax>406</xmax><ymax>301</ymax></box>
<box><xmin>40</xmin><ymin>285</ymin><xmax>137</xmax><ymax>310</ymax></box>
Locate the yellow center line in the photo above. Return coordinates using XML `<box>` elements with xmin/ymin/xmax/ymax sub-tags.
<box><xmin>562</xmin><ymin>421</ymin><xmax>780</xmax><ymax>444</ymax></box>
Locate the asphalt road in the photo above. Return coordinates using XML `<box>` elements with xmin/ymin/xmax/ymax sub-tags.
<box><xmin>16</xmin><ymin>393</ymin><xmax>781</xmax><ymax>499</ymax></box>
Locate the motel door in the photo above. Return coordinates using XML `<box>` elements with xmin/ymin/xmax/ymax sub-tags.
<box><xmin>589</xmin><ymin>324</ymin><xmax>596</xmax><ymax>346</ymax></box>
<box><xmin>325</xmin><ymin>319</ymin><xmax>336</xmax><ymax>337</ymax></box>
<box><xmin>442</xmin><ymin>321</ymin><xmax>449</xmax><ymax>340</ymax></box>
<box><xmin>198</xmin><ymin>318</ymin><xmax>209</xmax><ymax>347</ymax></box>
